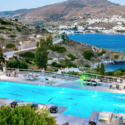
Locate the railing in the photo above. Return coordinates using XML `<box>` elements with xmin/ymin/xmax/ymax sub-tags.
<box><xmin>6</xmin><ymin>68</ymin><xmax>80</xmax><ymax>80</ymax></box>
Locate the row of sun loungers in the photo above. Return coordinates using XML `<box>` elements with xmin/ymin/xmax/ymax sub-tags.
<box><xmin>83</xmin><ymin>79</ymin><xmax>101</xmax><ymax>86</ymax></box>
<box><xmin>108</xmin><ymin>83</ymin><xmax>125</xmax><ymax>90</ymax></box>
<box><xmin>0</xmin><ymin>98</ymin><xmax>48</xmax><ymax>111</ymax></box>
<box><xmin>24</xmin><ymin>73</ymin><xmax>40</xmax><ymax>81</ymax></box>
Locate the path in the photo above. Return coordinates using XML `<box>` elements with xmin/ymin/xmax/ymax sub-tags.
<box><xmin>4</xmin><ymin>38</ymin><xmax>62</xmax><ymax>58</ymax></box>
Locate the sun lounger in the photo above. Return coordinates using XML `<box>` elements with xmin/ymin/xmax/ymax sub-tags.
<box><xmin>123</xmin><ymin>116</ymin><xmax>125</xmax><ymax>125</ymax></box>
<box><xmin>29</xmin><ymin>76</ymin><xmax>36</xmax><ymax>81</ymax></box>
<box><xmin>111</xmin><ymin>116</ymin><xmax>123</xmax><ymax>125</ymax></box>
<box><xmin>112</xmin><ymin>85</ymin><xmax>116</xmax><ymax>89</ymax></box>
<box><xmin>17</xmin><ymin>101</ymin><xmax>33</xmax><ymax>106</ymax></box>
<box><xmin>0</xmin><ymin>99</ymin><xmax>15</xmax><ymax>106</ymax></box>
<box><xmin>92</xmin><ymin>82</ymin><xmax>97</xmax><ymax>86</ymax></box>
<box><xmin>46</xmin><ymin>78</ymin><xmax>56</xmax><ymax>84</ymax></box>
<box><xmin>98</xmin><ymin>111</ymin><xmax>113</xmax><ymax>123</ymax></box>
<box><xmin>36</xmin><ymin>104</ymin><xmax>48</xmax><ymax>114</ymax></box>
<box><xmin>119</xmin><ymin>85</ymin><xmax>124</xmax><ymax>90</ymax></box>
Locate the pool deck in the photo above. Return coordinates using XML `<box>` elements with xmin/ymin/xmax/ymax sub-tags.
<box><xmin>1</xmin><ymin>72</ymin><xmax>125</xmax><ymax>125</ymax></box>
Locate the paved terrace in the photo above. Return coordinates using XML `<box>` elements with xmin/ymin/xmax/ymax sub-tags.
<box><xmin>0</xmin><ymin>72</ymin><xmax>125</xmax><ymax>125</ymax></box>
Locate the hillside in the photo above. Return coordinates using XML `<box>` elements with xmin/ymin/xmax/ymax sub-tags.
<box><xmin>0</xmin><ymin>18</ymin><xmax>43</xmax><ymax>52</ymax></box>
<box><xmin>0</xmin><ymin>0</ymin><xmax>124</xmax><ymax>27</ymax></box>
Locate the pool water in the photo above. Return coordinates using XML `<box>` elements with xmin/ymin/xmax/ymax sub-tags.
<box><xmin>0</xmin><ymin>81</ymin><xmax>125</xmax><ymax>118</ymax></box>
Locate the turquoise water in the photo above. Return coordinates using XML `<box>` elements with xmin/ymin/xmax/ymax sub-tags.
<box><xmin>1</xmin><ymin>81</ymin><xmax>125</xmax><ymax>118</ymax></box>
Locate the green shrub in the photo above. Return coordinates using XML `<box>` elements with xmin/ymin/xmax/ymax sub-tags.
<box><xmin>85</xmin><ymin>64</ymin><xmax>90</xmax><ymax>68</ymax></box>
<box><xmin>9</xmin><ymin>35</ymin><xmax>17</xmax><ymax>37</ymax></box>
<box><xmin>0</xmin><ymin>26</ymin><xmax>7</xmax><ymax>30</ymax></box>
<box><xmin>67</xmin><ymin>54</ymin><xmax>78</xmax><ymax>61</ymax></box>
<box><xmin>0</xmin><ymin>37</ymin><xmax>4</xmax><ymax>40</ymax></box>
<box><xmin>83</xmin><ymin>50</ymin><xmax>93</xmax><ymax>60</ymax></box>
<box><xmin>114</xmin><ymin>55</ymin><xmax>119</xmax><ymax>59</ymax></box>
<box><xmin>0</xmin><ymin>19</ymin><xmax>13</xmax><ymax>25</ymax></box>
<box><xmin>6</xmin><ymin>43</ymin><xmax>15</xmax><ymax>48</ymax></box>
<box><xmin>64</xmin><ymin>59</ymin><xmax>77</xmax><ymax>68</ymax></box>
<box><xmin>113</xmin><ymin>70</ymin><xmax>122</xmax><ymax>77</ymax></box>
<box><xmin>19</xmin><ymin>52</ymin><xmax>35</xmax><ymax>59</ymax></box>
<box><xmin>16</xmin><ymin>26</ymin><xmax>21</xmax><ymax>32</ymax></box>
<box><xmin>50</xmin><ymin>45</ymin><xmax>67</xmax><ymax>53</ymax></box>
<box><xmin>0</xmin><ymin>105</ymin><xmax>57</xmax><ymax>125</ymax></box>
<box><xmin>51</xmin><ymin>62</ymin><xmax>65</xmax><ymax>68</ymax></box>
<box><xmin>6</xmin><ymin>60</ymin><xmax>28</xmax><ymax>69</ymax></box>
<box><xmin>98</xmin><ymin>51</ymin><xmax>106</xmax><ymax>56</ymax></box>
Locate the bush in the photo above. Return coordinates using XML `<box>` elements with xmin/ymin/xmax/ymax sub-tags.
<box><xmin>6</xmin><ymin>43</ymin><xmax>15</xmax><ymax>48</ymax></box>
<box><xmin>19</xmin><ymin>52</ymin><xmax>35</xmax><ymax>59</ymax></box>
<box><xmin>85</xmin><ymin>64</ymin><xmax>90</xmax><ymax>68</ymax></box>
<box><xmin>114</xmin><ymin>55</ymin><xmax>119</xmax><ymax>59</ymax></box>
<box><xmin>16</xmin><ymin>26</ymin><xmax>21</xmax><ymax>32</ymax></box>
<box><xmin>98</xmin><ymin>51</ymin><xmax>106</xmax><ymax>56</ymax></box>
<box><xmin>9</xmin><ymin>35</ymin><xmax>17</xmax><ymax>37</ymax></box>
<box><xmin>0</xmin><ymin>26</ymin><xmax>7</xmax><ymax>30</ymax></box>
<box><xmin>51</xmin><ymin>62</ymin><xmax>65</xmax><ymax>68</ymax></box>
<box><xmin>0</xmin><ymin>37</ymin><xmax>4</xmax><ymax>40</ymax></box>
<box><xmin>0</xmin><ymin>19</ymin><xmax>13</xmax><ymax>25</ymax></box>
<box><xmin>50</xmin><ymin>45</ymin><xmax>67</xmax><ymax>53</ymax></box>
<box><xmin>83</xmin><ymin>50</ymin><xmax>93</xmax><ymax>60</ymax></box>
<box><xmin>113</xmin><ymin>70</ymin><xmax>122</xmax><ymax>77</ymax></box>
<box><xmin>67</xmin><ymin>54</ymin><xmax>78</xmax><ymax>61</ymax></box>
<box><xmin>6</xmin><ymin>60</ymin><xmax>28</xmax><ymax>69</ymax></box>
<box><xmin>0</xmin><ymin>105</ymin><xmax>57</xmax><ymax>125</ymax></box>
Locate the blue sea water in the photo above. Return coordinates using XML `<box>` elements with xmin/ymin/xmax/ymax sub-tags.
<box><xmin>1</xmin><ymin>81</ymin><xmax>125</xmax><ymax>118</ymax></box>
<box><xmin>67</xmin><ymin>33</ymin><xmax>125</xmax><ymax>71</ymax></box>
<box><xmin>68</xmin><ymin>33</ymin><xmax>125</xmax><ymax>52</ymax></box>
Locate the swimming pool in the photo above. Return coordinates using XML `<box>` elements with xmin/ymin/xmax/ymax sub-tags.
<box><xmin>0</xmin><ymin>81</ymin><xmax>125</xmax><ymax>118</ymax></box>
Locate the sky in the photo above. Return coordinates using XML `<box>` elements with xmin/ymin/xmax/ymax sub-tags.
<box><xmin>0</xmin><ymin>0</ymin><xmax>125</xmax><ymax>12</ymax></box>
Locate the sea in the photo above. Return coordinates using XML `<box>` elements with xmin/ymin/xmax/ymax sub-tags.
<box><xmin>67</xmin><ymin>33</ymin><xmax>125</xmax><ymax>71</ymax></box>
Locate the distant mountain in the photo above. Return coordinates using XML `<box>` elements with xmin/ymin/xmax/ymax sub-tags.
<box><xmin>0</xmin><ymin>0</ymin><xmax>124</xmax><ymax>26</ymax></box>
<box><xmin>0</xmin><ymin>9</ymin><xmax>30</xmax><ymax>17</ymax></box>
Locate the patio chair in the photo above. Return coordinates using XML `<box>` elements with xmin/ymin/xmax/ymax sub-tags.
<box><xmin>98</xmin><ymin>111</ymin><xmax>113</xmax><ymax>123</ymax></box>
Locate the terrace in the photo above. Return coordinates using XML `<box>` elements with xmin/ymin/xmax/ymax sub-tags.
<box><xmin>0</xmin><ymin>68</ymin><xmax>125</xmax><ymax>125</ymax></box>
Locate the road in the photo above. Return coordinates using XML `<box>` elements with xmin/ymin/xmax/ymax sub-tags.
<box><xmin>4</xmin><ymin>38</ymin><xmax>62</xmax><ymax>58</ymax></box>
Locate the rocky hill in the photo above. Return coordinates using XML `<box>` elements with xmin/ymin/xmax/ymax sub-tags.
<box><xmin>0</xmin><ymin>18</ymin><xmax>42</xmax><ymax>52</ymax></box>
<box><xmin>1</xmin><ymin>0</ymin><xmax>125</xmax><ymax>27</ymax></box>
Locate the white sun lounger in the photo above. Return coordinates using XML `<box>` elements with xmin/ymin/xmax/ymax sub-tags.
<box><xmin>98</xmin><ymin>111</ymin><xmax>113</xmax><ymax>123</ymax></box>
<box><xmin>0</xmin><ymin>99</ymin><xmax>15</xmax><ymax>106</ymax></box>
<box><xmin>17</xmin><ymin>101</ymin><xmax>33</xmax><ymax>106</ymax></box>
<box><xmin>119</xmin><ymin>85</ymin><xmax>124</xmax><ymax>90</ymax></box>
<box><xmin>112</xmin><ymin>85</ymin><xmax>116</xmax><ymax>89</ymax></box>
<box><xmin>46</xmin><ymin>78</ymin><xmax>56</xmax><ymax>84</ymax></box>
<box><xmin>36</xmin><ymin>104</ymin><xmax>48</xmax><ymax>114</ymax></box>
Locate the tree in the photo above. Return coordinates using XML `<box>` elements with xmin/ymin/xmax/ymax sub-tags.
<box><xmin>113</xmin><ymin>70</ymin><xmax>122</xmax><ymax>77</ymax></box>
<box><xmin>35</xmin><ymin>38</ymin><xmax>50</xmax><ymax>69</ymax></box>
<box><xmin>100</xmin><ymin>63</ymin><xmax>105</xmax><ymax>75</ymax></box>
<box><xmin>61</xmin><ymin>33</ymin><xmax>69</xmax><ymax>44</ymax></box>
<box><xmin>96</xmin><ymin>63</ymin><xmax>100</xmax><ymax>72</ymax></box>
<box><xmin>0</xmin><ymin>105</ymin><xmax>57</xmax><ymax>125</ymax></box>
